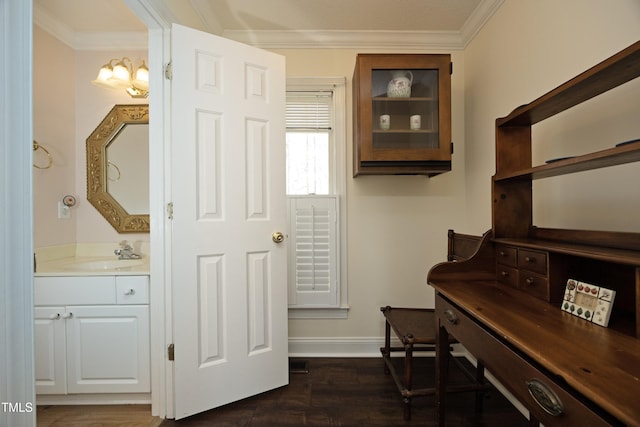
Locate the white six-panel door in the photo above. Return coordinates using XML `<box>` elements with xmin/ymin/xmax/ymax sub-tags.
<box><xmin>170</xmin><ymin>24</ymin><xmax>288</xmax><ymax>419</ymax></box>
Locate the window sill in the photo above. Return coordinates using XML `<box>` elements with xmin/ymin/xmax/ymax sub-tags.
<box><xmin>288</xmin><ymin>306</ymin><xmax>350</xmax><ymax>319</ymax></box>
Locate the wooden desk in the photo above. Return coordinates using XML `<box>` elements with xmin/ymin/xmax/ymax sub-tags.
<box><xmin>426</xmin><ymin>42</ymin><xmax>640</xmax><ymax>427</ymax></box>
<box><xmin>429</xmin><ymin>278</ymin><xmax>640</xmax><ymax>426</ymax></box>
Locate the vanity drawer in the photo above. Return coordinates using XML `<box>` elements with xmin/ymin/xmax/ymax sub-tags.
<box><xmin>435</xmin><ymin>294</ymin><xmax>611</xmax><ymax>426</ymax></box>
<box><xmin>519</xmin><ymin>272</ymin><xmax>550</xmax><ymax>301</ymax></box>
<box><xmin>518</xmin><ymin>249</ymin><xmax>548</xmax><ymax>275</ymax></box>
<box><xmin>496</xmin><ymin>245</ymin><xmax>517</xmax><ymax>267</ymax></box>
<box><xmin>35</xmin><ymin>276</ymin><xmax>116</xmax><ymax>305</ymax></box>
<box><xmin>116</xmin><ymin>276</ymin><xmax>149</xmax><ymax>304</ymax></box>
<box><xmin>496</xmin><ymin>265</ymin><xmax>518</xmax><ymax>288</ymax></box>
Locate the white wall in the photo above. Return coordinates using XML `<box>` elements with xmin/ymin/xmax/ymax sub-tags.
<box><xmin>33</xmin><ymin>26</ymin><xmax>149</xmax><ymax>250</ymax></box>
<box><xmin>73</xmin><ymin>49</ymin><xmax>149</xmax><ymax>245</ymax></box>
<box><xmin>271</xmin><ymin>48</ymin><xmax>468</xmax><ymax>339</ymax></box>
<box><xmin>278</xmin><ymin>1</ymin><xmax>640</xmax><ymax>342</ymax></box>
<box><xmin>34</xmin><ymin>0</ymin><xmax>640</xmax><ymax>345</ymax></box>
<box><xmin>33</xmin><ymin>27</ymin><xmax>77</xmax><ymax>247</ymax></box>
<box><xmin>463</xmin><ymin>0</ymin><xmax>640</xmax><ymax>234</ymax></box>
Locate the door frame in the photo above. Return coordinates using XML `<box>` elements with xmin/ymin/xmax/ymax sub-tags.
<box><xmin>123</xmin><ymin>0</ymin><xmax>174</xmax><ymax>418</ymax></box>
<box><xmin>2</xmin><ymin>1</ymin><xmax>177</xmax><ymax>422</ymax></box>
<box><xmin>1</xmin><ymin>1</ymin><xmax>36</xmax><ymax>426</ymax></box>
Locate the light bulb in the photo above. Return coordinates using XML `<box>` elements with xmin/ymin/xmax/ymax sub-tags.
<box><xmin>91</xmin><ymin>63</ymin><xmax>116</xmax><ymax>88</ymax></box>
<box><xmin>133</xmin><ymin>61</ymin><xmax>149</xmax><ymax>90</ymax></box>
<box><xmin>111</xmin><ymin>60</ymin><xmax>131</xmax><ymax>88</ymax></box>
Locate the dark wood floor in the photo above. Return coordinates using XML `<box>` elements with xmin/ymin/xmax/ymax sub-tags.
<box><xmin>160</xmin><ymin>357</ymin><xmax>530</xmax><ymax>426</ymax></box>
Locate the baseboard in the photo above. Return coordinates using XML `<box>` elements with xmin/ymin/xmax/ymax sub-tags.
<box><xmin>287</xmin><ymin>336</ymin><xmax>466</xmax><ymax>357</ymax></box>
<box><xmin>36</xmin><ymin>393</ymin><xmax>151</xmax><ymax>405</ymax></box>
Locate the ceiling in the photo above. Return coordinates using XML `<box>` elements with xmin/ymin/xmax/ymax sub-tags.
<box><xmin>33</xmin><ymin>0</ymin><xmax>503</xmax><ymax>50</ymax></box>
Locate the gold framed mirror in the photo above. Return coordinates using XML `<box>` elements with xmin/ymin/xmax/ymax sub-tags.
<box><xmin>86</xmin><ymin>104</ymin><xmax>150</xmax><ymax>232</ymax></box>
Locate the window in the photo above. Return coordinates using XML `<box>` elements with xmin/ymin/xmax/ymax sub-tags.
<box><xmin>286</xmin><ymin>91</ymin><xmax>331</xmax><ymax>195</ymax></box>
<box><xmin>286</xmin><ymin>77</ymin><xmax>348</xmax><ymax>319</ymax></box>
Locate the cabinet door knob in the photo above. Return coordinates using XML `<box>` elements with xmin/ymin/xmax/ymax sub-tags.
<box><xmin>124</xmin><ymin>288</ymin><xmax>136</xmax><ymax>295</ymax></box>
<box><xmin>61</xmin><ymin>312</ymin><xmax>73</xmax><ymax>319</ymax></box>
<box><xmin>49</xmin><ymin>313</ymin><xmax>60</xmax><ymax>320</ymax></box>
<box><xmin>444</xmin><ymin>309</ymin><xmax>458</xmax><ymax>325</ymax></box>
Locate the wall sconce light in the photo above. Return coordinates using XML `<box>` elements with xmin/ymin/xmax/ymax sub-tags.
<box><xmin>92</xmin><ymin>57</ymin><xmax>149</xmax><ymax>98</ymax></box>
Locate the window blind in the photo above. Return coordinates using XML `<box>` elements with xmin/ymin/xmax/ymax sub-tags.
<box><xmin>286</xmin><ymin>92</ymin><xmax>332</xmax><ymax>130</ymax></box>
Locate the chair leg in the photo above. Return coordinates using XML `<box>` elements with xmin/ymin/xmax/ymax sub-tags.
<box><xmin>403</xmin><ymin>396</ymin><xmax>411</xmax><ymax>421</ymax></box>
<box><xmin>383</xmin><ymin>319</ymin><xmax>391</xmax><ymax>375</ymax></box>
<box><xmin>403</xmin><ymin>342</ymin><xmax>414</xmax><ymax>420</ymax></box>
<box><xmin>474</xmin><ymin>361</ymin><xmax>486</xmax><ymax>412</ymax></box>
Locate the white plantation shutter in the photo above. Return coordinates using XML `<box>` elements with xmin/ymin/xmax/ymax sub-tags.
<box><xmin>288</xmin><ymin>196</ymin><xmax>338</xmax><ymax>307</ymax></box>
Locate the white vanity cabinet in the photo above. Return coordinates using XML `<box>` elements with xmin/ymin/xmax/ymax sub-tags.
<box><xmin>34</xmin><ymin>275</ymin><xmax>150</xmax><ymax>396</ymax></box>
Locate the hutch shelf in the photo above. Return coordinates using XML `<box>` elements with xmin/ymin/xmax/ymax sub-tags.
<box><xmin>353</xmin><ymin>54</ymin><xmax>452</xmax><ymax>176</ymax></box>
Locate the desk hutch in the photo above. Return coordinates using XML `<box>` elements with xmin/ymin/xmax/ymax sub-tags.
<box><xmin>428</xmin><ymin>41</ymin><xmax>640</xmax><ymax>426</ymax></box>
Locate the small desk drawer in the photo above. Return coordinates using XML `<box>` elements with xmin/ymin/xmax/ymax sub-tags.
<box><xmin>518</xmin><ymin>249</ymin><xmax>548</xmax><ymax>275</ymax></box>
<box><xmin>496</xmin><ymin>265</ymin><xmax>518</xmax><ymax>288</ymax></box>
<box><xmin>496</xmin><ymin>245</ymin><xmax>517</xmax><ymax>267</ymax></box>
<box><xmin>436</xmin><ymin>294</ymin><xmax>611</xmax><ymax>426</ymax></box>
<box><xmin>519</xmin><ymin>272</ymin><xmax>549</xmax><ymax>300</ymax></box>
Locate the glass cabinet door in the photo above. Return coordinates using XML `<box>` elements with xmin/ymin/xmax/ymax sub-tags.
<box><xmin>371</xmin><ymin>68</ymin><xmax>440</xmax><ymax>152</ymax></box>
<box><xmin>353</xmin><ymin>54</ymin><xmax>451</xmax><ymax>176</ymax></box>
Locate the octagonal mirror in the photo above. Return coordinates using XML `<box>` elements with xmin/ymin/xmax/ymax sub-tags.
<box><xmin>86</xmin><ymin>104</ymin><xmax>150</xmax><ymax>232</ymax></box>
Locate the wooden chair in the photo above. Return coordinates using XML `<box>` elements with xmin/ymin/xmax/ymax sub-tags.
<box><xmin>380</xmin><ymin>229</ymin><xmax>488</xmax><ymax>420</ymax></box>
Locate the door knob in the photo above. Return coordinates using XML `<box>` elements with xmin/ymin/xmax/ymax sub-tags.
<box><xmin>272</xmin><ymin>231</ymin><xmax>285</xmax><ymax>243</ymax></box>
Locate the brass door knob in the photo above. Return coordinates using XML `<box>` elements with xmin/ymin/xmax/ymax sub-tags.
<box><xmin>272</xmin><ymin>232</ymin><xmax>285</xmax><ymax>243</ymax></box>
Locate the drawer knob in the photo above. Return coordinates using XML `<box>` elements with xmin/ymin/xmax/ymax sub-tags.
<box><xmin>525</xmin><ymin>256</ymin><xmax>535</xmax><ymax>263</ymax></box>
<box><xmin>525</xmin><ymin>277</ymin><xmax>535</xmax><ymax>285</ymax></box>
<box><xmin>124</xmin><ymin>288</ymin><xmax>136</xmax><ymax>295</ymax></box>
<box><xmin>444</xmin><ymin>309</ymin><xmax>458</xmax><ymax>325</ymax></box>
<box><xmin>526</xmin><ymin>379</ymin><xmax>564</xmax><ymax>416</ymax></box>
<box><xmin>500</xmin><ymin>270</ymin><xmax>509</xmax><ymax>277</ymax></box>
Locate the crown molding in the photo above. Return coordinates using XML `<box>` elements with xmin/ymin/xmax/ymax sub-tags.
<box><xmin>72</xmin><ymin>32</ymin><xmax>148</xmax><ymax>51</ymax></box>
<box><xmin>33</xmin><ymin>3</ymin><xmax>76</xmax><ymax>47</ymax></box>
<box><xmin>34</xmin><ymin>3</ymin><xmax>147</xmax><ymax>51</ymax></box>
<box><xmin>222</xmin><ymin>29</ymin><xmax>466</xmax><ymax>51</ymax></box>
<box><xmin>34</xmin><ymin>0</ymin><xmax>503</xmax><ymax>51</ymax></box>
<box><xmin>215</xmin><ymin>0</ymin><xmax>504</xmax><ymax>50</ymax></box>
<box><xmin>460</xmin><ymin>0</ymin><xmax>504</xmax><ymax>47</ymax></box>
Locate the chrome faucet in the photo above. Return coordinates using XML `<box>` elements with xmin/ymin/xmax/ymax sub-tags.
<box><xmin>114</xmin><ymin>240</ymin><xmax>141</xmax><ymax>260</ymax></box>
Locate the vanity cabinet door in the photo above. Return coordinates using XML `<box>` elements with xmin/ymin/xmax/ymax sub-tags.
<box><xmin>34</xmin><ymin>307</ymin><xmax>67</xmax><ymax>395</ymax></box>
<box><xmin>65</xmin><ymin>305</ymin><xmax>150</xmax><ymax>393</ymax></box>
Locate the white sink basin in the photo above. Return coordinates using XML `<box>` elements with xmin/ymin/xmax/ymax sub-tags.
<box><xmin>63</xmin><ymin>259</ymin><xmax>145</xmax><ymax>271</ymax></box>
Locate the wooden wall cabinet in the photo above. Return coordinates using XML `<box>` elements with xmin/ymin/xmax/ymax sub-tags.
<box><xmin>352</xmin><ymin>54</ymin><xmax>452</xmax><ymax>176</ymax></box>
